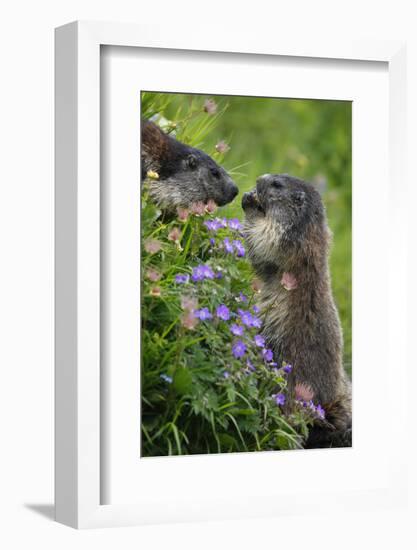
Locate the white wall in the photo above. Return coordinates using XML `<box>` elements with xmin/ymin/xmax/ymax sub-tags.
<box><xmin>0</xmin><ymin>1</ymin><xmax>416</xmax><ymax>547</ymax></box>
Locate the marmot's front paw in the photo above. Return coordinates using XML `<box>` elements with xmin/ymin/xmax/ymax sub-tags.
<box><xmin>242</xmin><ymin>189</ymin><xmax>264</xmax><ymax>214</ymax></box>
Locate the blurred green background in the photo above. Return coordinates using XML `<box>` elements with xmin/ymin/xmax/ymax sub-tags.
<box><xmin>150</xmin><ymin>93</ymin><xmax>352</xmax><ymax>372</ymax></box>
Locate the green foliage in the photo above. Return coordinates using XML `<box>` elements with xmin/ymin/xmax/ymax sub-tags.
<box><xmin>141</xmin><ymin>92</ymin><xmax>352</xmax><ymax>456</ymax></box>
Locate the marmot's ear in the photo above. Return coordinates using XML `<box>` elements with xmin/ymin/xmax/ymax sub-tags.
<box><xmin>141</xmin><ymin>120</ymin><xmax>168</xmax><ymax>162</ymax></box>
<box><xmin>187</xmin><ymin>154</ymin><xmax>198</xmax><ymax>169</ymax></box>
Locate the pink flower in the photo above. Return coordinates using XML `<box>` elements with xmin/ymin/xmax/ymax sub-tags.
<box><xmin>274</xmin><ymin>393</ymin><xmax>286</xmax><ymax>406</ymax></box>
<box><xmin>181</xmin><ymin>311</ymin><xmax>199</xmax><ymax>330</ymax></box>
<box><xmin>168</xmin><ymin>227</ymin><xmax>182</xmax><ymax>242</ymax></box>
<box><xmin>181</xmin><ymin>294</ymin><xmax>198</xmax><ymax>312</ymax></box>
<box><xmin>149</xmin><ymin>286</ymin><xmax>161</xmax><ymax>297</ymax></box>
<box><xmin>176</xmin><ymin>207</ymin><xmax>190</xmax><ymax>222</ymax></box>
<box><xmin>215</xmin><ymin>140</ymin><xmax>230</xmax><ymax>154</ymax></box>
<box><xmin>190</xmin><ymin>202</ymin><xmax>206</xmax><ymax>216</ymax></box>
<box><xmin>251</xmin><ymin>278</ymin><xmax>263</xmax><ymax>292</ymax></box>
<box><xmin>281</xmin><ymin>272</ymin><xmax>298</xmax><ymax>291</ymax></box>
<box><xmin>203</xmin><ymin>99</ymin><xmax>217</xmax><ymax>115</ymax></box>
<box><xmin>295</xmin><ymin>382</ymin><xmax>314</xmax><ymax>401</ymax></box>
<box><xmin>146</xmin><ymin>268</ymin><xmax>161</xmax><ymax>282</ymax></box>
<box><xmin>144</xmin><ymin>238</ymin><xmax>162</xmax><ymax>254</ymax></box>
<box><xmin>205</xmin><ymin>199</ymin><xmax>217</xmax><ymax>214</ymax></box>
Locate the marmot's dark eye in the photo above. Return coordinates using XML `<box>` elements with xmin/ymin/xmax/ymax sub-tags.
<box><xmin>293</xmin><ymin>191</ymin><xmax>305</xmax><ymax>205</ymax></box>
<box><xmin>271</xmin><ymin>180</ymin><xmax>284</xmax><ymax>190</ymax></box>
<box><xmin>210</xmin><ymin>166</ymin><xmax>221</xmax><ymax>179</ymax></box>
<box><xmin>187</xmin><ymin>154</ymin><xmax>198</xmax><ymax>169</ymax></box>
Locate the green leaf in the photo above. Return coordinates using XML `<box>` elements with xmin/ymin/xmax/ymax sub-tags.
<box><xmin>173</xmin><ymin>368</ymin><xmax>193</xmax><ymax>395</ymax></box>
<box><xmin>218</xmin><ymin>433</ymin><xmax>238</xmax><ymax>451</ymax></box>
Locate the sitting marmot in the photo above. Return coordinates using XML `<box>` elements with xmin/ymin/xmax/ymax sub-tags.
<box><xmin>242</xmin><ymin>173</ymin><xmax>352</xmax><ymax>448</ymax></box>
<box><xmin>141</xmin><ymin>120</ymin><xmax>238</xmax><ymax>211</ymax></box>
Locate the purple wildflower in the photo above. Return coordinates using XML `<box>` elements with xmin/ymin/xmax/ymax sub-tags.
<box><xmin>175</xmin><ymin>274</ymin><xmax>190</xmax><ymax>284</ymax></box>
<box><xmin>232</xmin><ymin>340</ymin><xmax>247</xmax><ymax>359</ymax></box>
<box><xmin>262</xmin><ymin>348</ymin><xmax>274</xmax><ymax>362</ymax></box>
<box><xmin>237</xmin><ymin>308</ymin><xmax>262</xmax><ymax>328</ymax></box>
<box><xmin>204</xmin><ymin>219</ymin><xmax>222</xmax><ymax>231</ymax></box>
<box><xmin>223</xmin><ymin>238</ymin><xmax>234</xmax><ymax>254</ymax></box>
<box><xmin>202</xmin><ymin>265</ymin><xmax>215</xmax><ymax>278</ymax></box>
<box><xmin>160</xmin><ymin>374</ymin><xmax>173</xmax><ymax>384</ymax></box>
<box><xmin>216</xmin><ymin>304</ymin><xmax>231</xmax><ymax>321</ymax></box>
<box><xmin>223</xmin><ymin>371</ymin><xmax>230</xmax><ymax>379</ymax></box>
<box><xmin>195</xmin><ymin>307</ymin><xmax>212</xmax><ymax>321</ymax></box>
<box><xmin>191</xmin><ymin>264</ymin><xmax>215</xmax><ymax>282</ymax></box>
<box><xmin>307</xmin><ymin>400</ymin><xmax>317</xmax><ymax>413</ymax></box>
<box><xmin>254</xmin><ymin>335</ymin><xmax>265</xmax><ymax>348</ymax></box>
<box><xmin>252</xmin><ymin>305</ymin><xmax>260</xmax><ymax>314</ymax></box>
<box><xmin>228</xmin><ymin>218</ymin><xmax>243</xmax><ymax>231</ymax></box>
<box><xmin>316</xmin><ymin>404</ymin><xmax>326</xmax><ymax>419</ymax></box>
<box><xmin>233</xmin><ymin>240</ymin><xmax>246</xmax><ymax>257</ymax></box>
<box><xmin>283</xmin><ymin>364</ymin><xmax>293</xmax><ymax>374</ymax></box>
<box><xmin>204</xmin><ymin>220</ymin><xmax>216</xmax><ymax>231</ymax></box>
<box><xmin>191</xmin><ymin>266</ymin><xmax>205</xmax><ymax>282</ymax></box>
<box><xmin>238</xmin><ymin>309</ymin><xmax>253</xmax><ymax>327</ymax></box>
<box><xmin>274</xmin><ymin>393</ymin><xmax>286</xmax><ymax>406</ymax></box>
<box><xmin>251</xmin><ymin>316</ymin><xmax>262</xmax><ymax>328</ymax></box>
<box><xmin>209</xmin><ymin>238</ymin><xmax>216</xmax><ymax>246</ymax></box>
<box><xmin>230</xmin><ymin>323</ymin><xmax>244</xmax><ymax>336</ymax></box>
<box><xmin>239</xmin><ymin>292</ymin><xmax>248</xmax><ymax>302</ymax></box>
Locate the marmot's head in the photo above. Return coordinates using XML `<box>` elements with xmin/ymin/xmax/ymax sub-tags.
<box><xmin>242</xmin><ymin>174</ymin><xmax>329</xmax><ymax>275</ymax></box>
<box><xmin>142</xmin><ymin>121</ymin><xmax>238</xmax><ymax>210</ymax></box>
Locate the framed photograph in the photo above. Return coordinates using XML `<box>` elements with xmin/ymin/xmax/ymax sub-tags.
<box><xmin>55</xmin><ymin>21</ymin><xmax>408</xmax><ymax>528</ymax></box>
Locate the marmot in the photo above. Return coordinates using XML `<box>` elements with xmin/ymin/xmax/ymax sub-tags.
<box><xmin>141</xmin><ymin>120</ymin><xmax>238</xmax><ymax>211</ymax></box>
<box><xmin>242</xmin><ymin>173</ymin><xmax>352</xmax><ymax>448</ymax></box>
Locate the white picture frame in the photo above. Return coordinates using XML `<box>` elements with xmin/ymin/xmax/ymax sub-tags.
<box><xmin>55</xmin><ymin>20</ymin><xmax>408</xmax><ymax>529</ymax></box>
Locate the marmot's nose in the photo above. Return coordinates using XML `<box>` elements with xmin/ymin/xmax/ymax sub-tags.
<box><xmin>226</xmin><ymin>180</ymin><xmax>239</xmax><ymax>202</ymax></box>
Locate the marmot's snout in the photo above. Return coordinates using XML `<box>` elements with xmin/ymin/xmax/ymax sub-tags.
<box><xmin>222</xmin><ymin>178</ymin><xmax>239</xmax><ymax>204</ymax></box>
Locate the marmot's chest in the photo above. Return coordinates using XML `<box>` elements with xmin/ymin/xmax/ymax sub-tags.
<box><xmin>258</xmin><ymin>284</ymin><xmax>294</xmax><ymax>348</ymax></box>
<box><xmin>258</xmin><ymin>280</ymin><xmax>322</xmax><ymax>356</ymax></box>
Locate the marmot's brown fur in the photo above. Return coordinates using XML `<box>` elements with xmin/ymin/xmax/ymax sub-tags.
<box><xmin>242</xmin><ymin>173</ymin><xmax>351</xmax><ymax>448</ymax></box>
<box><xmin>141</xmin><ymin>120</ymin><xmax>238</xmax><ymax>211</ymax></box>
